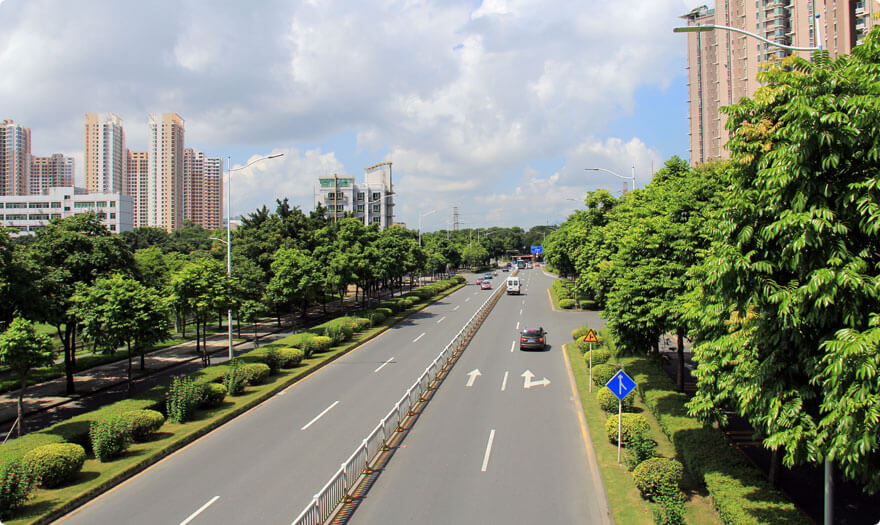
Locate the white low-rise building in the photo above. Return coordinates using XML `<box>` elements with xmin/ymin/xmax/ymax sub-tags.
<box><xmin>314</xmin><ymin>162</ymin><xmax>395</xmax><ymax>229</ymax></box>
<box><xmin>0</xmin><ymin>186</ymin><xmax>133</xmax><ymax>235</ymax></box>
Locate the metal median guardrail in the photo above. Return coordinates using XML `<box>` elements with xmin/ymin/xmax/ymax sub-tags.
<box><xmin>291</xmin><ymin>272</ymin><xmax>511</xmax><ymax>525</ymax></box>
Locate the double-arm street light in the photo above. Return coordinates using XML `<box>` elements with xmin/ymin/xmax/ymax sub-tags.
<box><xmin>585</xmin><ymin>166</ymin><xmax>636</xmax><ymax>193</ymax></box>
<box><xmin>216</xmin><ymin>152</ymin><xmax>284</xmax><ymax>361</ymax></box>
<box><xmin>418</xmin><ymin>209</ymin><xmax>437</xmax><ymax>246</ymax></box>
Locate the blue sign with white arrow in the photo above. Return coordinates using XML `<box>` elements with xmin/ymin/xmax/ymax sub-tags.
<box><xmin>606</xmin><ymin>369</ymin><xmax>636</xmax><ymax>401</ymax></box>
<box><xmin>530</xmin><ymin>245</ymin><xmax>543</xmax><ymax>254</ymax></box>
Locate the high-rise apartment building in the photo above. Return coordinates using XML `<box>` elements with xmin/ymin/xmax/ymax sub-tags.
<box><xmin>147</xmin><ymin>113</ymin><xmax>184</xmax><ymax>232</ymax></box>
<box><xmin>1</xmin><ymin>119</ymin><xmax>32</xmax><ymax>196</ymax></box>
<box><xmin>681</xmin><ymin>1</ymin><xmax>878</xmax><ymax>165</ymax></box>
<box><xmin>126</xmin><ymin>150</ymin><xmax>149</xmax><ymax>228</ymax></box>
<box><xmin>315</xmin><ymin>162</ymin><xmax>395</xmax><ymax>229</ymax></box>
<box><xmin>84</xmin><ymin>113</ymin><xmax>126</xmax><ymax>193</ymax></box>
<box><xmin>30</xmin><ymin>154</ymin><xmax>74</xmax><ymax>194</ymax></box>
<box><xmin>183</xmin><ymin>148</ymin><xmax>222</xmax><ymax>229</ymax></box>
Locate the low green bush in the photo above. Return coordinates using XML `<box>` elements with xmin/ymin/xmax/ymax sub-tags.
<box><xmin>311</xmin><ymin>336</ymin><xmax>332</xmax><ymax>353</ymax></box>
<box><xmin>632</xmin><ymin>457</ymin><xmax>683</xmax><ymax>501</ymax></box>
<box><xmin>375</xmin><ymin>307</ymin><xmax>393</xmax><ymax>318</ymax></box>
<box><xmin>277</xmin><ymin>347</ymin><xmax>304</xmax><ymax>368</ymax></box>
<box><xmin>0</xmin><ymin>460</ymin><xmax>37</xmax><ymax>518</ymax></box>
<box><xmin>591</xmin><ymin>363</ymin><xmax>619</xmax><ymax>387</ymax></box>
<box><xmin>166</xmin><ymin>375</ymin><xmax>201</xmax><ymax>423</ymax></box>
<box><xmin>623</xmin><ymin>433</ymin><xmax>658</xmax><ymax>471</ymax></box>
<box><xmin>241</xmin><ymin>363</ymin><xmax>270</xmax><ymax>385</ymax></box>
<box><xmin>580</xmin><ymin>299</ymin><xmax>598</xmax><ymax>310</ymax></box>
<box><xmin>22</xmin><ymin>443</ymin><xmax>86</xmax><ymax>488</ymax></box>
<box><xmin>223</xmin><ymin>360</ymin><xmax>247</xmax><ymax>396</ymax></box>
<box><xmin>619</xmin><ymin>356</ymin><xmax>806</xmax><ymax>524</ymax></box>
<box><xmin>264</xmin><ymin>347</ymin><xmax>284</xmax><ymax>374</ymax></box>
<box><xmin>199</xmin><ymin>382</ymin><xmax>227</xmax><ymax>408</ymax></box>
<box><xmin>596</xmin><ymin>386</ymin><xmax>634</xmax><ymax>412</ymax></box>
<box><xmin>354</xmin><ymin>317</ymin><xmax>371</xmax><ymax>331</ymax></box>
<box><xmin>119</xmin><ymin>409</ymin><xmax>165</xmax><ymax>442</ymax></box>
<box><xmin>90</xmin><ymin>417</ymin><xmax>134</xmax><ymax>462</ymax></box>
<box><xmin>571</xmin><ymin>327</ymin><xmax>590</xmax><ymax>340</ymax></box>
<box><xmin>558</xmin><ymin>298</ymin><xmax>575</xmax><ymax>309</ymax></box>
<box><xmin>605</xmin><ymin>413</ymin><xmax>650</xmax><ymax>445</ymax></box>
<box><xmin>582</xmin><ymin>346</ymin><xmax>611</xmax><ymax>364</ymax></box>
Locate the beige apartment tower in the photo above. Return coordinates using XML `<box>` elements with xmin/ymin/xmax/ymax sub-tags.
<box><xmin>183</xmin><ymin>148</ymin><xmax>222</xmax><ymax>230</ymax></box>
<box><xmin>1</xmin><ymin>119</ymin><xmax>31</xmax><ymax>196</ymax></box>
<box><xmin>126</xmin><ymin>151</ymin><xmax>149</xmax><ymax>228</ymax></box>
<box><xmin>681</xmin><ymin>1</ymin><xmax>878</xmax><ymax>165</ymax></box>
<box><xmin>147</xmin><ymin>113</ymin><xmax>184</xmax><ymax>232</ymax></box>
<box><xmin>30</xmin><ymin>154</ymin><xmax>74</xmax><ymax>195</ymax></box>
<box><xmin>84</xmin><ymin>113</ymin><xmax>125</xmax><ymax>193</ymax></box>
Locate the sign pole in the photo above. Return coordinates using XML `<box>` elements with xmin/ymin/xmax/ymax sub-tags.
<box><xmin>617</xmin><ymin>398</ymin><xmax>622</xmax><ymax>464</ymax></box>
<box><xmin>589</xmin><ymin>341</ymin><xmax>593</xmax><ymax>392</ymax></box>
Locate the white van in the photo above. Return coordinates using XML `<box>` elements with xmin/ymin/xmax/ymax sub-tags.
<box><xmin>506</xmin><ymin>276</ymin><xmax>521</xmax><ymax>295</ymax></box>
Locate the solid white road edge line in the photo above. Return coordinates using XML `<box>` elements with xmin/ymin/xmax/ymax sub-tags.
<box><xmin>481</xmin><ymin>429</ymin><xmax>496</xmax><ymax>472</ymax></box>
<box><xmin>180</xmin><ymin>496</ymin><xmax>220</xmax><ymax>525</ymax></box>
<box><xmin>501</xmin><ymin>371</ymin><xmax>509</xmax><ymax>391</ymax></box>
<box><xmin>374</xmin><ymin>357</ymin><xmax>395</xmax><ymax>373</ymax></box>
<box><xmin>413</xmin><ymin>332</ymin><xmax>425</xmax><ymax>343</ymax></box>
<box><xmin>301</xmin><ymin>401</ymin><xmax>340</xmax><ymax>431</ymax></box>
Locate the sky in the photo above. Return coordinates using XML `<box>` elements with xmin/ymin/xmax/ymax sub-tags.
<box><xmin>0</xmin><ymin>0</ymin><xmax>696</xmax><ymax>230</ymax></box>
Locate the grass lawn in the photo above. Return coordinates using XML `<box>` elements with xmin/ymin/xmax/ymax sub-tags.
<box><xmin>565</xmin><ymin>343</ymin><xmax>721</xmax><ymax>525</ymax></box>
<box><xmin>4</xmin><ymin>283</ymin><xmax>465</xmax><ymax>525</ymax></box>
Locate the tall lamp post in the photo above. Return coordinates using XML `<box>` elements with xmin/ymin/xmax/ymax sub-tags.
<box><xmin>418</xmin><ymin>209</ymin><xmax>437</xmax><ymax>246</ymax></box>
<box><xmin>220</xmin><ymin>152</ymin><xmax>284</xmax><ymax>360</ymax></box>
<box><xmin>674</xmin><ymin>15</ymin><xmax>828</xmax><ymax>525</ymax></box>
<box><xmin>585</xmin><ymin>166</ymin><xmax>636</xmax><ymax>193</ymax></box>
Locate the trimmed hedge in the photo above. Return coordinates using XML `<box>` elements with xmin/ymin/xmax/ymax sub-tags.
<box><xmin>241</xmin><ymin>363</ymin><xmax>271</xmax><ymax>385</ymax></box>
<box><xmin>596</xmin><ymin>386</ymin><xmax>634</xmax><ymax>413</ymax></box>
<box><xmin>605</xmin><ymin>413</ymin><xmax>650</xmax><ymax>445</ymax></box>
<box><xmin>591</xmin><ymin>363</ymin><xmax>619</xmax><ymax>387</ymax></box>
<box><xmin>199</xmin><ymin>382</ymin><xmax>227</xmax><ymax>408</ymax></box>
<box><xmin>119</xmin><ymin>409</ymin><xmax>165</xmax><ymax>442</ymax></box>
<box><xmin>558</xmin><ymin>298</ymin><xmax>575</xmax><ymax>309</ymax></box>
<box><xmin>582</xmin><ymin>346</ymin><xmax>611</xmax><ymax>365</ymax></box>
<box><xmin>23</xmin><ymin>443</ymin><xmax>86</xmax><ymax>488</ymax></box>
<box><xmin>632</xmin><ymin>457</ymin><xmax>683</xmax><ymax>501</ymax></box>
<box><xmin>571</xmin><ymin>326</ymin><xmax>590</xmax><ymax>340</ymax></box>
<box><xmin>277</xmin><ymin>347</ymin><xmax>305</xmax><ymax>368</ymax></box>
<box><xmin>618</xmin><ymin>355</ymin><xmax>807</xmax><ymax>524</ymax></box>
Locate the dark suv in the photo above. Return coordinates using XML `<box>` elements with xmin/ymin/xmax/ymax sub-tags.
<box><xmin>519</xmin><ymin>327</ymin><xmax>547</xmax><ymax>350</ymax></box>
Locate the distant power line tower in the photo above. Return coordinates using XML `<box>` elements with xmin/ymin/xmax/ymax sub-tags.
<box><xmin>452</xmin><ymin>206</ymin><xmax>460</xmax><ymax>231</ymax></box>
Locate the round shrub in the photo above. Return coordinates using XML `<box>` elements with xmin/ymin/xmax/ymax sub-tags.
<box><xmin>582</xmin><ymin>346</ymin><xmax>611</xmax><ymax>365</ymax></box>
<box><xmin>591</xmin><ymin>363</ymin><xmax>619</xmax><ymax>387</ymax></box>
<box><xmin>632</xmin><ymin>458</ymin><xmax>684</xmax><ymax>500</ymax></box>
<box><xmin>354</xmin><ymin>317</ymin><xmax>371</xmax><ymax>331</ymax></box>
<box><xmin>241</xmin><ymin>363</ymin><xmax>271</xmax><ymax>385</ymax></box>
<box><xmin>278</xmin><ymin>347</ymin><xmax>305</xmax><ymax>368</ymax></box>
<box><xmin>311</xmin><ymin>335</ymin><xmax>332</xmax><ymax>353</ymax></box>
<box><xmin>119</xmin><ymin>409</ymin><xmax>165</xmax><ymax>442</ymax></box>
<box><xmin>199</xmin><ymin>382</ymin><xmax>227</xmax><ymax>408</ymax></box>
<box><xmin>23</xmin><ymin>443</ymin><xmax>86</xmax><ymax>488</ymax></box>
<box><xmin>596</xmin><ymin>386</ymin><xmax>634</xmax><ymax>412</ymax></box>
<box><xmin>0</xmin><ymin>460</ymin><xmax>37</xmax><ymax>518</ymax></box>
<box><xmin>605</xmin><ymin>413</ymin><xmax>650</xmax><ymax>445</ymax></box>
<box><xmin>375</xmin><ymin>307</ymin><xmax>393</xmax><ymax>318</ymax></box>
<box><xmin>264</xmin><ymin>347</ymin><xmax>284</xmax><ymax>374</ymax></box>
<box><xmin>558</xmin><ymin>299</ymin><xmax>575</xmax><ymax>309</ymax></box>
<box><xmin>571</xmin><ymin>327</ymin><xmax>590</xmax><ymax>340</ymax></box>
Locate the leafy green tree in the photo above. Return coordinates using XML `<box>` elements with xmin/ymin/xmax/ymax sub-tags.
<box><xmin>71</xmin><ymin>274</ymin><xmax>170</xmax><ymax>391</ymax></box>
<box><xmin>687</xmin><ymin>33</ymin><xmax>880</xmax><ymax>492</ymax></box>
<box><xmin>265</xmin><ymin>247</ymin><xmax>322</xmax><ymax>318</ymax></box>
<box><xmin>0</xmin><ymin>317</ymin><xmax>54</xmax><ymax>436</ymax></box>
<box><xmin>461</xmin><ymin>242</ymin><xmax>489</xmax><ymax>268</ymax></box>
<box><xmin>238</xmin><ymin>299</ymin><xmax>267</xmax><ymax>346</ymax></box>
<box><xmin>170</xmin><ymin>258</ymin><xmax>229</xmax><ymax>366</ymax></box>
<box><xmin>29</xmin><ymin>214</ymin><xmax>135</xmax><ymax>393</ymax></box>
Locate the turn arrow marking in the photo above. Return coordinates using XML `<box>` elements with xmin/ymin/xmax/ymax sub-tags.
<box><xmin>466</xmin><ymin>369</ymin><xmax>482</xmax><ymax>387</ymax></box>
<box><xmin>521</xmin><ymin>370</ymin><xmax>551</xmax><ymax>389</ymax></box>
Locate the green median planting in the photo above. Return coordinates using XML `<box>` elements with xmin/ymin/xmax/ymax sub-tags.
<box><xmin>0</xmin><ymin>276</ymin><xmax>465</xmax><ymax>524</ymax></box>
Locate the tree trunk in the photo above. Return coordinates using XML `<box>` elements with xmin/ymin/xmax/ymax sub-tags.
<box><xmin>254</xmin><ymin>324</ymin><xmax>259</xmax><ymax>348</ymax></box>
<box><xmin>127</xmin><ymin>340</ymin><xmax>132</xmax><ymax>394</ymax></box>
<box><xmin>676</xmin><ymin>330</ymin><xmax>686</xmax><ymax>392</ymax></box>
<box><xmin>769</xmin><ymin>448</ymin><xmax>781</xmax><ymax>488</ymax></box>
<box><xmin>140</xmin><ymin>342</ymin><xmax>146</xmax><ymax>370</ymax></box>
<box><xmin>58</xmin><ymin>323</ymin><xmax>76</xmax><ymax>394</ymax></box>
<box><xmin>17</xmin><ymin>376</ymin><xmax>26</xmax><ymax>438</ymax></box>
<box><xmin>71</xmin><ymin>327</ymin><xmax>77</xmax><ymax>368</ymax></box>
<box><xmin>195</xmin><ymin>319</ymin><xmax>202</xmax><ymax>367</ymax></box>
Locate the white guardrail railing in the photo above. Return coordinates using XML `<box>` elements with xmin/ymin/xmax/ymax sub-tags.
<box><xmin>291</xmin><ymin>272</ymin><xmax>512</xmax><ymax>525</ymax></box>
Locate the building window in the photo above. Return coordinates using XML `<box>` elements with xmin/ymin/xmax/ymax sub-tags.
<box><xmin>51</xmin><ymin>202</ymin><xmax>61</xmax><ymax>208</ymax></box>
<box><xmin>371</xmin><ymin>217</ymin><xmax>380</xmax><ymax>223</ymax></box>
<box><xmin>28</xmin><ymin>214</ymin><xmax>50</xmax><ymax>220</ymax></box>
<box><xmin>50</xmin><ymin>214</ymin><xmax>61</xmax><ymax>219</ymax></box>
<box><xmin>29</xmin><ymin>202</ymin><xmax>48</xmax><ymax>209</ymax></box>
<box><xmin>64</xmin><ymin>207</ymin><xmax>70</xmax><ymax>212</ymax></box>
<box><xmin>74</xmin><ymin>201</ymin><xmax>95</xmax><ymax>208</ymax></box>
<box><xmin>110</xmin><ymin>224</ymin><xmax>116</xmax><ymax>231</ymax></box>
<box><xmin>357</xmin><ymin>192</ymin><xmax>365</xmax><ymax>201</ymax></box>
<box><xmin>357</xmin><ymin>205</ymin><xmax>364</xmax><ymax>212</ymax></box>
<box><xmin>109</xmin><ymin>201</ymin><xmax>115</xmax><ymax>207</ymax></box>
<box><xmin>110</xmin><ymin>212</ymin><xmax>116</xmax><ymax>219</ymax></box>
<box><xmin>372</xmin><ymin>204</ymin><xmax>380</xmax><ymax>213</ymax></box>
<box><xmin>96</xmin><ymin>201</ymin><xmax>107</xmax><ymax>208</ymax></box>
<box><xmin>372</xmin><ymin>192</ymin><xmax>381</xmax><ymax>201</ymax></box>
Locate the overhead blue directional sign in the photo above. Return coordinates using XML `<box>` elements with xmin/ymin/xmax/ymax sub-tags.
<box><xmin>531</xmin><ymin>245</ymin><xmax>543</xmax><ymax>254</ymax></box>
<box><xmin>606</xmin><ymin>370</ymin><xmax>636</xmax><ymax>401</ymax></box>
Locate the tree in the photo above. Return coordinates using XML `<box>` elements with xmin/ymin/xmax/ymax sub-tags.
<box><xmin>461</xmin><ymin>243</ymin><xmax>489</xmax><ymax>269</ymax></box>
<box><xmin>0</xmin><ymin>317</ymin><xmax>54</xmax><ymax>437</ymax></box>
<box><xmin>687</xmin><ymin>32</ymin><xmax>880</xmax><ymax>492</ymax></box>
<box><xmin>30</xmin><ymin>214</ymin><xmax>135</xmax><ymax>393</ymax></box>
<box><xmin>71</xmin><ymin>274</ymin><xmax>170</xmax><ymax>391</ymax></box>
<box><xmin>170</xmin><ymin>258</ymin><xmax>229</xmax><ymax>367</ymax></box>
<box><xmin>264</xmin><ymin>247</ymin><xmax>322</xmax><ymax>318</ymax></box>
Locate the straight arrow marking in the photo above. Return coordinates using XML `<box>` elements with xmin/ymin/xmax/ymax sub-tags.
<box><xmin>465</xmin><ymin>369</ymin><xmax>481</xmax><ymax>387</ymax></box>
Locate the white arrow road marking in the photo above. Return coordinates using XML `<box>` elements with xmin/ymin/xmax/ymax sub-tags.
<box><xmin>437</xmin><ymin>316</ymin><xmax>446</xmax><ymax>324</ymax></box>
<box><xmin>301</xmin><ymin>401</ymin><xmax>339</xmax><ymax>430</ymax></box>
<box><xmin>374</xmin><ymin>357</ymin><xmax>395</xmax><ymax>373</ymax></box>
<box><xmin>466</xmin><ymin>369</ymin><xmax>482</xmax><ymax>387</ymax></box>
<box><xmin>481</xmin><ymin>429</ymin><xmax>496</xmax><ymax>472</ymax></box>
<box><xmin>453</xmin><ymin>305</ymin><xmax>460</xmax><ymax>311</ymax></box>
<box><xmin>180</xmin><ymin>496</ymin><xmax>220</xmax><ymax>525</ymax></box>
<box><xmin>510</xmin><ymin>340</ymin><xmax>515</xmax><ymax>353</ymax></box>
<box><xmin>521</xmin><ymin>370</ymin><xmax>551</xmax><ymax>389</ymax></box>
<box><xmin>413</xmin><ymin>332</ymin><xmax>425</xmax><ymax>343</ymax></box>
<box><xmin>501</xmin><ymin>371</ymin><xmax>509</xmax><ymax>391</ymax></box>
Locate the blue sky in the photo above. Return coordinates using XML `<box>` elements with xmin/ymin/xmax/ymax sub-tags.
<box><xmin>0</xmin><ymin>0</ymin><xmax>696</xmax><ymax>230</ymax></box>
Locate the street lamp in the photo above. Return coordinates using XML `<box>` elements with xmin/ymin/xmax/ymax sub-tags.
<box><xmin>585</xmin><ymin>166</ymin><xmax>636</xmax><ymax>193</ymax></box>
<box><xmin>418</xmin><ymin>209</ymin><xmax>437</xmax><ymax>246</ymax></box>
<box><xmin>673</xmin><ymin>14</ymin><xmax>822</xmax><ymax>52</ymax></box>
<box><xmin>221</xmin><ymin>152</ymin><xmax>284</xmax><ymax>360</ymax></box>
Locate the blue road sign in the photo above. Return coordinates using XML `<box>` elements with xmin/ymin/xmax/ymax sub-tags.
<box><xmin>606</xmin><ymin>370</ymin><xmax>636</xmax><ymax>401</ymax></box>
<box><xmin>531</xmin><ymin>245</ymin><xmax>543</xmax><ymax>254</ymax></box>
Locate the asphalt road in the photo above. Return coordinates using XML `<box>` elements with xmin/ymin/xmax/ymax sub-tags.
<box><xmin>347</xmin><ymin>268</ymin><xmax>612</xmax><ymax>524</ymax></box>
<box><xmin>58</xmin><ymin>280</ymin><xmax>492</xmax><ymax>525</ymax></box>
